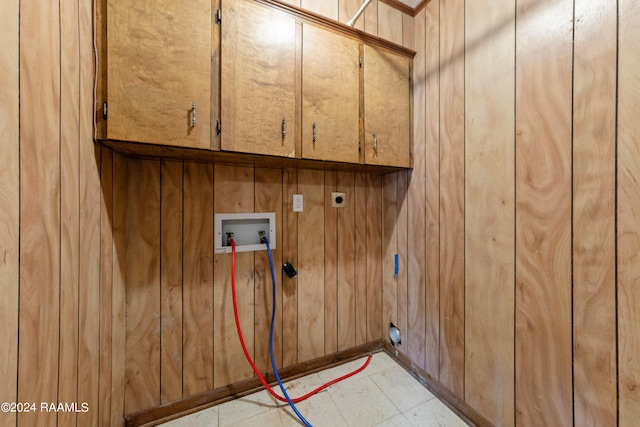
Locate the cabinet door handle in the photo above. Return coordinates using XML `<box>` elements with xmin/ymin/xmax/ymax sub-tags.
<box><xmin>373</xmin><ymin>132</ymin><xmax>377</xmax><ymax>152</ymax></box>
<box><xmin>313</xmin><ymin>122</ymin><xmax>317</xmax><ymax>143</ymax></box>
<box><xmin>282</xmin><ymin>118</ymin><xmax>287</xmax><ymax>139</ymax></box>
<box><xmin>191</xmin><ymin>102</ymin><xmax>196</xmax><ymax>127</ymax></box>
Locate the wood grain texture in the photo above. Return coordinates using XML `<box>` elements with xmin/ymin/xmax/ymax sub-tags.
<box><xmin>0</xmin><ymin>0</ymin><xmax>19</xmax><ymax>424</ymax></box>
<box><xmin>58</xmin><ymin>0</ymin><xmax>81</xmax><ymax>423</ymax></box>
<box><xmin>365</xmin><ymin>0</ymin><xmax>378</xmax><ymax>35</ymax></box>
<box><xmin>79</xmin><ymin>0</ymin><xmax>102</xmax><ymax>422</ymax></box>
<box><xmin>302</xmin><ymin>0</ymin><xmax>338</xmax><ymax>20</ymax></box>
<box><xmin>423</xmin><ymin>0</ymin><xmax>440</xmax><ymax>380</ymax></box>
<box><xmin>254</xmin><ymin>168</ymin><xmax>284</xmax><ymax>372</ymax></box>
<box><xmin>366</xmin><ymin>173</ymin><xmax>383</xmax><ymax>343</ymax></box>
<box><xmin>402</xmin><ymin>13</ymin><xmax>414</xmax><ymax>49</ymax></box>
<box><xmin>339</xmin><ymin>0</ymin><xmax>365</xmax><ymax>30</ymax></box>
<box><xmin>573</xmin><ymin>0</ymin><xmax>617</xmax><ymax>425</ymax></box>
<box><xmin>382</xmin><ymin>174</ymin><xmax>398</xmax><ymax>342</ymax></box>
<box><xmin>78</xmin><ymin>127</ymin><xmax>102</xmax><ymax>427</ymax></box>
<box><xmin>438</xmin><ymin>0</ymin><xmax>465</xmax><ymax>398</ymax></box>
<box><xmin>18</xmin><ymin>0</ymin><xmax>61</xmax><ymax>423</ymax></box>
<box><xmin>221</xmin><ymin>0</ymin><xmax>296</xmax><ymax>157</ymax></box>
<box><xmin>618</xmin><ymin>0</ymin><xmax>640</xmax><ymax>423</ymax></box>
<box><xmin>99</xmin><ymin>147</ymin><xmax>114</xmax><ymax>427</ymax></box>
<box><xmin>283</xmin><ymin>168</ymin><xmax>299</xmax><ymax>366</ymax></box>
<box><xmin>396</xmin><ymin>171</ymin><xmax>409</xmax><ymax>354</ymax></box>
<box><xmin>407</xmin><ymin>5</ymin><xmax>427</xmax><ymax>372</ymax></box>
<box><xmin>111</xmin><ymin>153</ymin><xmax>128</xmax><ymax>426</ymax></box>
<box><xmin>337</xmin><ymin>172</ymin><xmax>356</xmax><ymax>351</ymax></box>
<box><xmin>184</xmin><ymin>162</ymin><xmax>214</xmax><ymax>394</ymax></box>
<box><xmin>124</xmin><ymin>159</ymin><xmax>161</xmax><ymax>414</ymax></box>
<box><xmin>463</xmin><ymin>0</ymin><xmax>515</xmax><ymax>424</ymax></box>
<box><xmin>213</xmin><ymin>165</ymin><xmax>255</xmax><ymax>387</ymax></box>
<box><xmin>160</xmin><ymin>161</ymin><xmax>184</xmax><ymax>403</ymax></box>
<box><xmin>378</xmin><ymin>1</ymin><xmax>404</xmax><ymax>45</ymax></box>
<box><xmin>515</xmin><ymin>0</ymin><xmax>574</xmax><ymax>424</ymax></box>
<box><xmin>324</xmin><ymin>171</ymin><xmax>339</xmax><ymax>355</ymax></box>
<box><xmin>106</xmin><ymin>0</ymin><xmax>211</xmax><ymax>148</ymax></box>
<box><xmin>297</xmin><ymin>169</ymin><xmax>326</xmax><ymax>361</ymax></box>
<box><xmin>355</xmin><ymin>172</ymin><xmax>368</xmax><ymax>346</ymax></box>
<box><xmin>363</xmin><ymin>46</ymin><xmax>412</xmax><ymax>168</ymax></box>
<box><xmin>301</xmin><ymin>23</ymin><xmax>360</xmax><ymax>163</ymax></box>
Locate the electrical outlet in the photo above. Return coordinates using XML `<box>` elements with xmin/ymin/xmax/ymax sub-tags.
<box><xmin>293</xmin><ymin>194</ymin><xmax>303</xmax><ymax>212</ymax></box>
<box><xmin>331</xmin><ymin>192</ymin><xmax>346</xmax><ymax>208</ymax></box>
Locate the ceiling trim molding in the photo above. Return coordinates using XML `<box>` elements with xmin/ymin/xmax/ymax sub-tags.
<box><xmin>378</xmin><ymin>0</ymin><xmax>414</xmax><ymax>16</ymax></box>
<box><xmin>379</xmin><ymin>0</ymin><xmax>435</xmax><ymax>17</ymax></box>
<box><xmin>412</xmin><ymin>0</ymin><xmax>433</xmax><ymax>16</ymax></box>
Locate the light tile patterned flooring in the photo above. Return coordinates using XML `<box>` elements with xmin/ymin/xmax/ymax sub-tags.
<box><xmin>161</xmin><ymin>352</ymin><xmax>469</xmax><ymax>427</ymax></box>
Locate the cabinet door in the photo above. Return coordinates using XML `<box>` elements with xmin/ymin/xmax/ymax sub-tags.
<box><xmin>107</xmin><ymin>0</ymin><xmax>211</xmax><ymax>148</ymax></box>
<box><xmin>363</xmin><ymin>46</ymin><xmax>412</xmax><ymax>168</ymax></box>
<box><xmin>221</xmin><ymin>0</ymin><xmax>296</xmax><ymax>157</ymax></box>
<box><xmin>302</xmin><ymin>24</ymin><xmax>360</xmax><ymax>163</ymax></box>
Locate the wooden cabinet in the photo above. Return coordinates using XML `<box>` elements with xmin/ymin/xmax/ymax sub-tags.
<box><xmin>100</xmin><ymin>0</ymin><xmax>413</xmax><ymax>169</ymax></box>
<box><xmin>301</xmin><ymin>24</ymin><xmax>361</xmax><ymax>164</ymax></box>
<box><xmin>363</xmin><ymin>45</ymin><xmax>412</xmax><ymax>168</ymax></box>
<box><xmin>220</xmin><ymin>0</ymin><xmax>297</xmax><ymax>158</ymax></box>
<box><xmin>106</xmin><ymin>0</ymin><xmax>212</xmax><ymax>149</ymax></box>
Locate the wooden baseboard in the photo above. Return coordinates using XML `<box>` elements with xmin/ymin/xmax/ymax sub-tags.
<box><xmin>125</xmin><ymin>341</ymin><xmax>385</xmax><ymax>427</ymax></box>
<box><xmin>381</xmin><ymin>342</ymin><xmax>493</xmax><ymax>427</ymax></box>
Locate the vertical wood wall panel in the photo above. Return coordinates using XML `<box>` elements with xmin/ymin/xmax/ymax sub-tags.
<box><xmin>324</xmin><ymin>171</ymin><xmax>338</xmax><ymax>355</ymax></box>
<box><xmin>58</xmin><ymin>0</ymin><xmax>81</xmax><ymax>423</ymax></box>
<box><xmin>0</xmin><ymin>0</ymin><xmax>19</xmax><ymax>424</ymax></box>
<box><xmin>396</xmin><ymin>171</ymin><xmax>409</xmax><ymax>352</ymax></box>
<box><xmin>619</xmin><ymin>0</ymin><xmax>640</xmax><ymax>423</ymax></box>
<box><xmin>407</xmin><ymin>7</ymin><xmax>427</xmax><ymax>371</ymax></box>
<box><xmin>438</xmin><ymin>0</ymin><xmax>465</xmax><ymax>397</ymax></box>
<box><xmin>382</xmin><ymin>175</ymin><xmax>398</xmax><ymax>341</ymax></box>
<box><xmin>183</xmin><ymin>162</ymin><xmax>214</xmax><ymax>393</ymax></box>
<box><xmin>354</xmin><ymin>172</ymin><xmax>368</xmax><ymax>346</ymax></box>
<box><xmin>297</xmin><ymin>169</ymin><xmax>326</xmax><ymax>361</ymax></box>
<box><xmin>160</xmin><ymin>161</ymin><xmax>184</xmax><ymax>403</ymax></box>
<box><xmin>255</xmin><ymin>168</ymin><xmax>284</xmax><ymax>372</ymax></box>
<box><xmin>124</xmin><ymin>159</ymin><xmax>161</xmax><ymax>414</ymax></box>
<box><xmin>423</xmin><ymin>0</ymin><xmax>441</xmax><ymax>380</ymax></box>
<box><xmin>364</xmin><ymin>0</ymin><xmax>378</xmax><ymax>35</ymax></box>
<box><xmin>213</xmin><ymin>165</ymin><xmax>255</xmax><ymax>387</ymax></box>
<box><xmin>78</xmin><ymin>137</ymin><xmax>102</xmax><ymax>427</ymax></box>
<box><xmin>463</xmin><ymin>0</ymin><xmax>515</xmax><ymax>424</ymax></box>
<box><xmin>111</xmin><ymin>153</ymin><xmax>128</xmax><ymax>426</ymax></box>
<box><xmin>515</xmin><ymin>0</ymin><xmax>574</xmax><ymax>424</ymax></box>
<box><xmin>79</xmin><ymin>0</ymin><xmax>102</xmax><ymax>419</ymax></box>
<box><xmin>99</xmin><ymin>148</ymin><xmax>114</xmax><ymax>427</ymax></box>
<box><xmin>572</xmin><ymin>0</ymin><xmax>617</xmax><ymax>425</ymax></box>
<box><xmin>18</xmin><ymin>0</ymin><xmax>61</xmax><ymax>424</ymax></box>
<box><xmin>366</xmin><ymin>173</ymin><xmax>383</xmax><ymax>343</ymax></box>
<box><xmin>339</xmin><ymin>0</ymin><xmax>364</xmax><ymax>30</ymax></box>
<box><xmin>337</xmin><ymin>172</ymin><xmax>357</xmax><ymax>351</ymax></box>
<box><xmin>283</xmin><ymin>168</ymin><xmax>299</xmax><ymax>366</ymax></box>
<box><xmin>377</xmin><ymin>2</ymin><xmax>403</xmax><ymax>46</ymax></box>
<box><xmin>302</xmin><ymin>0</ymin><xmax>338</xmax><ymax>20</ymax></box>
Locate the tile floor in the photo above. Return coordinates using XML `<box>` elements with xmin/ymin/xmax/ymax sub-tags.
<box><xmin>160</xmin><ymin>352</ymin><xmax>469</xmax><ymax>427</ymax></box>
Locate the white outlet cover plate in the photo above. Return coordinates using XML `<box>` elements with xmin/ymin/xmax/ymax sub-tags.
<box><xmin>293</xmin><ymin>194</ymin><xmax>303</xmax><ymax>212</ymax></box>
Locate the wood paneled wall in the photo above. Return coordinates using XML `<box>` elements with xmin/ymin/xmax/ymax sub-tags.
<box><xmin>0</xmin><ymin>0</ymin><xmax>412</xmax><ymax>425</ymax></box>
<box><xmin>113</xmin><ymin>160</ymin><xmax>386</xmax><ymax>415</ymax></box>
<box><xmin>385</xmin><ymin>0</ymin><xmax>639</xmax><ymax>426</ymax></box>
<box><xmin>7</xmin><ymin>0</ymin><xmax>640</xmax><ymax>425</ymax></box>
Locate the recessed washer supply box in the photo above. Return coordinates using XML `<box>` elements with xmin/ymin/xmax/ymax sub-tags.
<box><xmin>214</xmin><ymin>212</ymin><xmax>276</xmax><ymax>254</ymax></box>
